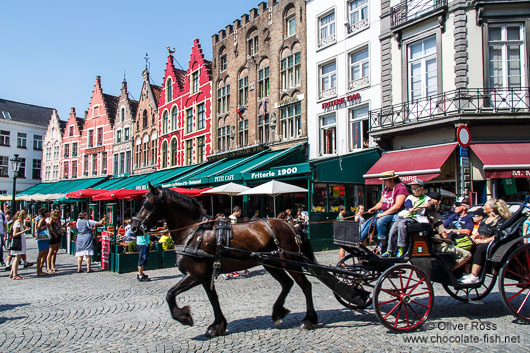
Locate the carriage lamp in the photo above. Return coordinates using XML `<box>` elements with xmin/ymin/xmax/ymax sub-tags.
<box><xmin>10</xmin><ymin>154</ymin><xmax>22</xmax><ymax>217</ymax></box>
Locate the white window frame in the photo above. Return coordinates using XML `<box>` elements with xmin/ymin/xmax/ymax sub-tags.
<box><xmin>217</xmin><ymin>85</ymin><xmax>230</xmax><ymax>115</ymax></box>
<box><xmin>286</xmin><ymin>15</ymin><xmax>296</xmax><ymax>38</ymax></box>
<box><xmin>408</xmin><ymin>35</ymin><xmax>437</xmax><ymax>101</ymax></box>
<box><xmin>281</xmin><ymin>53</ymin><xmax>301</xmax><ymax>90</ymax></box>
<box><xmin>239</xmin><ymin>76</ymin><xmax>249</xmax><ymax>106</ymax></box>
<box><xmin>349</xmin><ymin>47</ymin><xmax>370</xmax><ymax>90</ymax></box>
<box><xmin>319</xmin><ymin>60</ymin><xmax>337</xmax><ymax>99</ymax></box>
<box><xmin>248</xmin><ymin>35</ymin><xmax>258</xmax><ymax>57</ymax></box>
<box><xmin>280</xmin><ymin>102</ymin><xmax>302</xmax><ymax>140</ymax></box>
<box><xmin>318</xmin><ymin>11</ymin><xmax>336</xmax><ymax>47</ymax></box>
<box><xmin>349</xmin><ymin>104</ymin><xmax>369</xmax><ymax>151</ymax></box>
<box><xmin>488</xmin><ymin>24</ymin><xmax>526</xmax><ymax>89</ymax></box>
<box><xmin>191</xmin><ymin>71</ymin><xmax>199</xmax><ymax>94</ymax></box>
<box><xmin>320</xmin><ymin>113</ymin><xmax>336</xmax><ymax>155</ymax></box>
<box><xmin>348</xmin><ymin>0</ymin><xmax>369</xmax><ymax>30</ymax></box>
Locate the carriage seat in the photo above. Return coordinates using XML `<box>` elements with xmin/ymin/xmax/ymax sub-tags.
<box><xmin>407</xmin><ymin>222</ymin><xmax>435</xmax><ymax>256</ymax></box>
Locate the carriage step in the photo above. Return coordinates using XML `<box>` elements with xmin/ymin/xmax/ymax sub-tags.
<box><xmin>308</xmin><ymin>266</ymin><xmax>370</xmax><ymax>306</ymax></box>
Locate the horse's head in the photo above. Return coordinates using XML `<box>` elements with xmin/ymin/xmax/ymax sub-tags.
<box><xmin>131</xmin><ymin>182</ymin><xmax>165</xmax><ymax>236</ymax></box>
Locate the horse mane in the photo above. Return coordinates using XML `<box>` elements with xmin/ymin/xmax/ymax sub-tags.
<box><xmin>162</xmin><ymin>188</ymin><xmax>206</xmax><ymax>220</ymax></box>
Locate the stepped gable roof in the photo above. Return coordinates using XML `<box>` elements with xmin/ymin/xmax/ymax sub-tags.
<box><xmin>0</xmin><ymin>98</ymin><xmax>55</xmax><ymax>127</ymax></box>
<box><xmin>103</xmin><ymin>94</ymin><xmax>120</xmax><ymax>125</ymax></box>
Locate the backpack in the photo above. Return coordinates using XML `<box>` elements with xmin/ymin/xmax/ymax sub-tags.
<box><xmin>5</xmin><ymin>220</ymin><xmax>14</xmax><ymax>250</ymax></box>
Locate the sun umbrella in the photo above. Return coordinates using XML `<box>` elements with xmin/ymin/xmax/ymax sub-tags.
<box><xmin>238</xmin><ymin>180</ymin><xmax>308</xmax><ymax>216</ymax></box>
<box><xmin>201</xmin><ymin>182</ymin><xmax>250</xmax><ymax>211</ymax></box>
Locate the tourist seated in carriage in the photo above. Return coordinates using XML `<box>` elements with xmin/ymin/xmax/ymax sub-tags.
<box><xmin>425</xmin><ymin>192</ymin><xmax>472</xmax><ymax>270</ymax></box>
<box><xmin>383</xmin><ymin>179</ymin><xmax>431</xmax><ymax>257</ymax></box>
<box><xmin>460</xmin><ymin>199</ymin><xmax>512</xmax><ymax>284</ymax></box>
<box><xmin>362</xmin><ymin>171</ymin><xmax>409</xmax><ymax>251</ymax></box>
<box><xmin>443</xmin><ymin>199</ymin><xmax>474</xmax><ymax>241</ymax></box>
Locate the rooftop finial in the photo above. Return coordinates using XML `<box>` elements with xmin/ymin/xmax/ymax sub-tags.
<box><xmin>166</xmin><ymin>46</ymin><xmax>175</xmax><ymax>54</ymax></box>
<box><xmin>123</xmin><ymin>69</ymin><xmax>127</xmax><ymax>82</ymax></box>
<box><xmin>144</xmin><ymin>53</ymin><xmax>150</xmax><ymax>70</ymax></box>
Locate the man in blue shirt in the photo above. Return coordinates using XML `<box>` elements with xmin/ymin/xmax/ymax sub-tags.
<box><xmin>443</xmin><ymin>200</ymin><xmax>474</xmax><ymax>240</ymax></box>
<box><xmin>137</xmin><ymin>232</ymin><xmax>151</xmax><ymax>282</ymax></box>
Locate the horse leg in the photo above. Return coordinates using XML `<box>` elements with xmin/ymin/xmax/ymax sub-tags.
<box><xmin>286</xmin><ymin>268</ymin><xmax>318</xmax><ymax>330</ymax></box>
<box><xmin>201</xmin><ymin>283</ymin><xmax>228</xmax><ymax>338</ymax></box>
<box><xmin>166</xmin><ymin>274</ymin><xmax>200</xmax><ymax>326</ymax></box>
<box><xmin>263</xmin><ymin>265</ymin><xmax>294</xmax><ymax>326</ymax></box>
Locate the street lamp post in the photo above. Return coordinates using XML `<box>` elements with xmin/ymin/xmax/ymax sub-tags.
<box><xmin>10</xmin><ymin>154</ymin><xmax>22</xmax><ymax>217</ymax></box>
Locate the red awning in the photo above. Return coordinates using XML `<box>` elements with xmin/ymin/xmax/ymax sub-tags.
<box><xmin>170</xmin><ymin>187</ymin><xmax>213</xmax><ymax>197</ymax></box>
<box><xmin>471</xmin><ymin>143</ymin><xmax>530</xmax><ymax>178</ymax></box>
<box><xmin>364</xmin><ymin>143</ymin><xmax>457</xmax><ymax>185</ymax></box>
<box><xmin>92</xmin><ymin>189</ymin><xmax>148</xmax><ymax>201</ymax></box>
<box><xmin>65</xmin><ymin>188</ymin><xmax>108</xmax><ymax>198</ymax></box>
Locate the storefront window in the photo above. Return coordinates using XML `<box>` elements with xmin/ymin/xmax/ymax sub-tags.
<box><xmin>328</xmin><ymin>184</ymin><xmax>345</xmax><ymax>212</ymax></box>
<box><xmin>312</xmin><ymin>183</ymin><xmax>327</xmax><ymax>212</ymax></box>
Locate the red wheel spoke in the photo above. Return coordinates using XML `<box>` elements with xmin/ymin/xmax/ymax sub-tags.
<box><xmin>407</xmin><ymin>302</ymin><xmax>422</xmax><ymax>320</ymax></box>
<box><xmin>383</xmin><ymin>300</ymin><xmax>402</xmax><ymax>320</ymax></box>
<box><xmin>394</xmin><ymin>303</ymin><xmax>402</xmax><ymax>328</ymax></box>
<box><xmin>388</xmin><ymin>277</ymin><xmax>400</xmax><ymax>292</ymax></box>
<box><xmin>409</xmin><ymin>290</ymin><xmax>432</xmax><ymax>298</ymax></box>
<box><xmin>399</xmin><ymin>270</ymin><xmax>405</xmax><ymax>293</ymax></box>
<box><xmin>403</xmin><ymin>269</ymin><xmax>414</xmax><ymax>295</ymax></box>
<box><xmin>406</xmin><ymin>277</ymin><xmax>425</xmax><ymax>296</ymax></box>
<box><xmin>506</xmin><ymin>268</ymin><xmax>529</xmax><ymax>281</ymax></box>
<box><xmin>404</xmin><ymin>302</ymin><xmax>411</xmax><ymax>328</ymax></box>
<box><xmin>516</xmin><ymin>290</ymin><xmax>530</xmax><ymax>315</ymax></box>
<box><xmin>410</xmin><ymin>299</ymin><xmax>430</xmax><ymax>309</ymax></box>
<box><xmin>508</xmin><ymin>286</ymin><xmax>529</xmax><ymax>302</ymax></box>
<box><xmin>513</xmin><ymin>255</ymin><xmax>530</xmax><ymax>278</ymax></box>
<box><xmin>504</xmin><ymin>282</ymin><xmax>530</xmax><ymax>286</ymax></box>
<box><xmin>381</xmin><ymin>288</ymin><xmax>400</xmax><ymax>297</ymax></box>
<box><xmin>379</xmin><ymin>297</ymin><xmax>399</xmax><ymax>306</ymax></box>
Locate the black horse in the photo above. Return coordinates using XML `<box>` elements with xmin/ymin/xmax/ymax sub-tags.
<box><xmin>131</xmin><ymin>183</ymin><xmax>318</xmax><ymax>337</ymax></box>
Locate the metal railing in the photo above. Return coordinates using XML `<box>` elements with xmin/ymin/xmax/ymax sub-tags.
<box><xmin>369</xmin><ymin>87</ymin><xmax>530</xmax><ymax>130</ymax></box>
<box><xmin>390</xmin><ymin>0</ymin><xmax>447</xmax><ymax>29</ymax></box>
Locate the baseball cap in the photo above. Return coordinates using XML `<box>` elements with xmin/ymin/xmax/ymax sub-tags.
<box><xmin>454</xmin><ymin>199</ymin><xmax>470</xmax><ymax>207</ymax></box>
<box><xmin>408</xmin><ymin>179</ymin><xmax>424</xmax><ymax>187</ymax></box>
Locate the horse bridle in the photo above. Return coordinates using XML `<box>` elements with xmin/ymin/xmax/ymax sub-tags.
<box><xmin>133</xmin><ymin>196</ymin><xmax>163</xmax><ymax>233</ymax></box>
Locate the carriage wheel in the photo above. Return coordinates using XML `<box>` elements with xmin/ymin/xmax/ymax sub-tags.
<box><xmin>442</xmin><ymin>267</ymin><xmax>497</xmax><ymax>302</ymax></box>
<box><xmin>333</xmin><ymin>254</ymin><xmax>376</xmax><ymax>309</ymax></box>
<box><xmin>499</xmin><ymin>244</ymin><xmax>530</xmax><ymax>323</ymax></box>
<box><xmin>373</xmin><ymin>264</ymin><xmax>434</xmax><ymax>332</ymax></box>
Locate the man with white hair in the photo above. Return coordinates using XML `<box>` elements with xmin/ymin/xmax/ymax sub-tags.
<box><xmin>443</xmin><ymin>199</ymin><xmax>474</xmax><ymax>240</ymax></box>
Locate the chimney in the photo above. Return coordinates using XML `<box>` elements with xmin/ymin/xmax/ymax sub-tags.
<box><xmin>70</xmin><ymin>107</ymin><xmax>76</xmax><ymax>115</ymax></box>
<box><xmin>96</xmin><ymin>75</ymin><xmax>101</xmax><ymax>85</ymax></box>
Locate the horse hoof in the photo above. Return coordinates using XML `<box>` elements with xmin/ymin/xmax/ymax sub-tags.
<box><xmin>205</xmin><ymin>329</ymin><xmax>217</xmax><ymax>338</ymax></box>
<box><xmin>300</xmin><ymin>321</ymin><xmax>317</xmax><ymax>330</ymax></box>
<box><xmin>274</xmin><ymin>319</ymin><xmax>283</xmax><ymax>327</ymax></box>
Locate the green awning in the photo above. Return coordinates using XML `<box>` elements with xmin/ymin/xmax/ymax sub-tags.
<box><xmin>161</xmin><ymin>159</ymin><xmax>228</xmax><ymax>187</ymax></box>
<box><xmin>17</xmin><ymin>177</ymin><xmax>107</xmax><ymax>196</ymax></box>
<box><xmin>93</xmin><ymin>176</ymin><xmax>129</xmax><ymax>190</ymax></box>
<box><xmin>128</xmin><ymin>165</ymin><xmax>197</xmax><ymax>190</ymax></box>
<box><xmin>312</xmin><ymin>148</ymin><xmax>381</xmax><ymax>184</ymax></box>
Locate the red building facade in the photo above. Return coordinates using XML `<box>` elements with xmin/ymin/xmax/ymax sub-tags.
<box><xmin>158</xmin><ymin>39</ymin><xmax>212</xmax><ymax>168</ymax></box>
<box><xmin>79</xmin><ymin>76</ymin><xmax>118</xmax><ymax>177</ymax></box>
<box><xmin>61</xmin><ymin>108</ymin><xmax>84</xmax><ymax>179</ymax></box>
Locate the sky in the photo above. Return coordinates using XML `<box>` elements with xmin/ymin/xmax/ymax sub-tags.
<box><xmin>0</xmin><ymin>0</ymin><xmax>257</xmax><ymax>119</ymax></box>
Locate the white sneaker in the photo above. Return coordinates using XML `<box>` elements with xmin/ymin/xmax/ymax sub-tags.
<box><xmin>461</xmin><ymin>275</ymin><xmax>480</xmax><ymax>284</ymax></box>
<box><xmin>457</xmin><ymin>273</ymin><xmax>471</xmax><ymax>282</ymax></box>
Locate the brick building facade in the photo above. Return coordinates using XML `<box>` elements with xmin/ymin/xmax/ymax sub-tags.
<box><xmin>133</xmin><ymin>69</ymin><xmax>161</xmax><ymax>175</ymax></box>
<box><xmin>112</xmin><ymin>80</ymin><xmax>137</xmax><ymax>177</ymax></box>
<box><xmin>42</xmin><ymin>109</ymin><xmax>65</xmax><ymax>182</ymax></box>
<box><xmin>79</xmin><ymin>76</ymin><xmax>118</xmax><ymax>177</ymax></box>
<box><xmin>60</xmin><ymin>108</ymin><xmax>84</xmax><ymax>179</ymax></box>
<box><xmin>158</xmin><ymin>39</ymin><xmax>213</xmax><ymax>168</ymax></box>
<box><xmin>211</xmin><ymin>0</ymin><xmax>307</xmax><ymax>156</ymax></box>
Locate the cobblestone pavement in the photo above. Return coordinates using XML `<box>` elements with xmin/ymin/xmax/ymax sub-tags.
<box><xmin>0</xmin><ymin>236</ymin><xmax>529</xmax><ymax>353</ymax></box>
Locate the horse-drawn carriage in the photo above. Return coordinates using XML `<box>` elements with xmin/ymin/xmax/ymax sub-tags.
<box><xmin>131</xmin><ymin>184</ymin><xmax>530</xmax><ymax>336</ymax></box>
<box><xmin>332</xmin><ymin>202</ymin><xmax>530</xmax><ymax>331</ymax></box>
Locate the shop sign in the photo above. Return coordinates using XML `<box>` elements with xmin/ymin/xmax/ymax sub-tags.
<box><xmin>400</xmin><ymin>175</ymin><xmax>421</xmax><ymax>183</ymax></box>
<box><xmin>164</xmin><ymin>178</ymin><xmax>204</xmax><ymax>187</ymax></box>
<box><xmin>275</xmin><ymin>94</ymin><xmax>305</xmax><ymax>108</ymax></box>
<box><xmin>244</xmin><ymin>163</ymin><xmax>310</xmax><ymax>180</ymax></box>
<box><xmin>212</xmin><ymin>174</ymin><xmax>236</xmax><ymax>183</ymax></box>
<box><xmin>511</xmin><ymin>170</ymin><xmax>530</xmax><ymax>178</ymax></box>
<box><xmin>322</xmin><ymin>93</ymin><xmax>361</xmax><ymax>112</ymax></box>
<box><xmin>352</xmin><ymin>121</ymin><xmax>361</xmax><ymax>149</ymax></box>
<box><xmin>86</xmin><ymin>146</ymin><xmax>105</xmax><ymax>154</ymax></box>
<box><xmin>207</xmin><ymin>145</ymin><xmax>267</xmax><ymax>162</ymax></box>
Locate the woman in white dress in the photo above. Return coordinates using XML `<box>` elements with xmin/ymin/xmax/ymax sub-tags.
<box><xmin>10</xmin><ymin>210</ymin><xmax>29</xmax><ymax>280</ymax></box>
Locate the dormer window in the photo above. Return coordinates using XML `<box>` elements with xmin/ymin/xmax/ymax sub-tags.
<box><xmin>1</xmin><ymin>111</ymin><xmax>11</xmax><ymax>120</ymax></box>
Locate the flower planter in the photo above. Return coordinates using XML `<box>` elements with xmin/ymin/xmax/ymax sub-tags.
<box><xmin>161</xmin><ymin>249</ymin><xmax>177</xmax><ymax>268</ymax></box>
<box><xmin>112</xmin><ymin>250</ymin><xmax>159</xmax><ymax>274</ymax></box>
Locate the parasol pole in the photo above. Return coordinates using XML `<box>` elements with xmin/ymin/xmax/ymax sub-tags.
<box><xmin>210</xmin><ymin>195</ymin><xmax>214</xmax><ymax>215</ymax></box>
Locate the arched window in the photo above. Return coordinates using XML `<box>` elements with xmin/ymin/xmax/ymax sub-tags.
<box><xmin>171</xmin><ymin>106</ymin><xmax>178</xmax><ymax>130</ymax></box>
<box><xmin>166</xmin><ymin>78</ymin><xmax>173</xmax><ymax>102</ymax></box>
<box><xmin>284</xmin><ymin>5</ymin><xmax>296</xmax><ymax>38</ymax></box>
<box><xmin>142</xmin><ymin>110</ymin><xmax>148</xmax><ymax>129</ymax></box>
<box><xmin>161</xmin><ymin>140</ymin><xmax>168</xmax><ymax>168</ymax></box>
<box><xmin>170</xmin><ymin>138</ymin><xmax>178</xmax><ymax>166</ymax></box>
<box><xmin>219</xmin><ymin>47</ymin><xmax>227</xmax><ymax>73</ymax></box>
<box><xmin>162</xmin><ymin>111</ymin><xmax>169</xmax><ymax>134</ymax></box>
<box><xmin>247</xmin><ymin>28</ymin><xmax>258</xmax><ymax>57</ymax></box>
